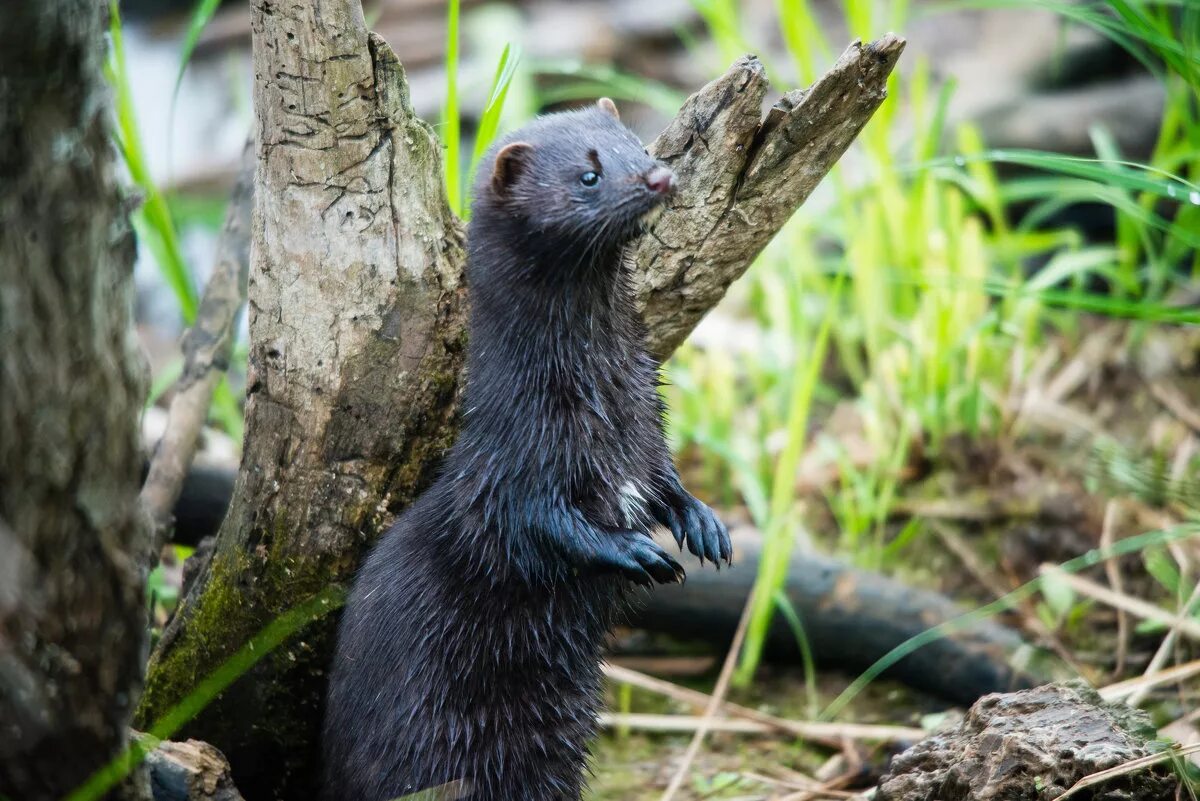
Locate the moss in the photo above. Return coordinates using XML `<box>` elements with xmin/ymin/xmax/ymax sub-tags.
<box><xmin>135</xmin><ymin>507</ymin><xmax>350</xmax><ymax>798</ymax></box>
<box><xmin>137</xmin><ymin>548</ymin><xmax>260</xmax><ymax>728</ymax></box>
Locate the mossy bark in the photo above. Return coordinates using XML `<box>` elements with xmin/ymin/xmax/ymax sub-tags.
<box><xmin>136</xmin><ymin>1</ymin><xmax>903</xmax><ymax>798</ymax></box>
<box><xmin>0</xmin><ymin>3</ymin><xmax>148</xmax><ymax>799</ymax></box>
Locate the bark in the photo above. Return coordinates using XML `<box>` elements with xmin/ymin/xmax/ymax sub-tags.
<box><xmin>0</xmin><ymin>3</ymin><xmax>148</xmax><ymax>800</ymax></box>
<box><xmin>876</xmin><ymin>682</ymin><xmax>1176</xmax><ymax>801</ymax></box>
<box><xmin>135</xmin><ymin>2</ymin><xmax>903</xmax><ymax>798</ymax></box>
<box><xmin>141</xmin><ymin>737</ymin><xmax>246</xmax><ymax>801</ymax></box>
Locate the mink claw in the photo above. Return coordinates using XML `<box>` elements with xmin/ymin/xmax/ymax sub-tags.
<box><xmin>654</xmin><ymin>500</ymin><xmax>688</xmax><ymax>552</ymax></box>
<box><xmin>679</xmin><ymin>502</ymin><xmax>705</xmax><ymax>565</ymax></box>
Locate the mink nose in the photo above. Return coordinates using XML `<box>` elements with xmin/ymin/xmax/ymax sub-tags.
<box><xmin>644</xmin><ymin>166</ymin><xmax>676</xmax><ymax>196</ymax></box>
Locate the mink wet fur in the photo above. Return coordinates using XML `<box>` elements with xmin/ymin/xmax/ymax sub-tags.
<box><xmin>322</xmin><ymin>101</ymin><xmax>731</xmax><ymax>801</ymax></box>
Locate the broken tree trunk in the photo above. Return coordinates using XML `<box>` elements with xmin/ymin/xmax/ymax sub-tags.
<box><xmin>0</xmin><ymin>3</ymin><xmax>148</xmax><ymax>799</ymax></box>
<box><xmin>135</xmin><ymin>1</ymin><xmax>903</xmax><ymax>797</ymax></box>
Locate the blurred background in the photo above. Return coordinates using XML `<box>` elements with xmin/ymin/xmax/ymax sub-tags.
<box><xmin>113</xmin><ymin>0</ymin><xmax>1198</xmax><ymax>796</ymax></box>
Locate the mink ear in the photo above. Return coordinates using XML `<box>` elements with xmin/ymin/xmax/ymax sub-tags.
<box><xmin>492</xmin><ymin>141</ymin><xmax>534</xmax><ymax>196</ymax></box>
<box><xmin>597</xmin><ymin>97</ymin><xmax>620</xmax><ymax>121</ymax></box>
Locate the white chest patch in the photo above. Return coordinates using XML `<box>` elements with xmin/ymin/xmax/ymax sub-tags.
<box><xmin>618</xmin><ymin>480</ymin><xmax>650</xmax><ymax>527</ymax></box>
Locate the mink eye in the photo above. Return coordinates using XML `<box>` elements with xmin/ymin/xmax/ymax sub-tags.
<box><xmin>580</xmin><ymin>171</ymin><xmax>601</xmax><ymax>187</ymax></box>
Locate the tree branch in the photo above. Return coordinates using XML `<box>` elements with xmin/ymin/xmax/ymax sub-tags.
<box><xmin>636</xmin><ymin>37</ymin><xmax>905</xmax><ymax>358</ymax></box>
<box><xmin>140</xmin><ymin>141</ymin><xmax>253</xmax><ymax>550</ymax></box>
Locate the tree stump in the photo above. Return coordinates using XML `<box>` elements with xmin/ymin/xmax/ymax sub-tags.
<box><xmin>136</xmin><ymin>1</ymin><xmax>904</xmax><ymax>796</ymax></box>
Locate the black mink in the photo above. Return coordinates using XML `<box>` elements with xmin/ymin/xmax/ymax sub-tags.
<box><xmin>322</xmin><ymin>98</ymin><xmax>731</xmax><ymax>801</ymax></box>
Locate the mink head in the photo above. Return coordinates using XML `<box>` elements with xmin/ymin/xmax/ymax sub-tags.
<box><xmin>474</xmin><ymin>98</ymin><xmax>675</xmax><ymax>259</ymax></box>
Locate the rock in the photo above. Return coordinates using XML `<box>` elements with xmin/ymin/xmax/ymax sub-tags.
<box><xmin>876</xmin><ymin>682</ymin><xmax>1177</xmax><ymax>801</ymax></box>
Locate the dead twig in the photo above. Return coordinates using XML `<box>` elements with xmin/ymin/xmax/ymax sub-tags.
<box><xmin>1099</xmin><ymin>501</ymin><xmax>1129</xmax><ymax>679</ymax></box>
<box><xmin>1038</xmin><ymin>565</ymin><xmax>1200</xmax><ymax>641</ymax></box>
<box><xmin>1041</xmin><ymin>324</ymin><xmax>1121</xmax><ymax>406</ymax></box>
<box><xmin>599</xmin><ymin>713</ymin><xmax>777</xmax><ymax>735</ymax></box>
<box><xmin>1053</xmin><ymin>742</ymin><xmax>1200</xmax><ymax>800</ymax></box>
<box><xmin>743</xmin><ymin>768</ymin><xmax>818</xmax><ymax>792</ymax></box>
<box><xmin>1126</xmin><ymin>580</ymin><xmax>1200</xmax><ymax>707</ymax></box>
<box><xmin>603</xmin><ymin>663</ymin><xmax>923</xmax><ymax>747</ymax></box>
<box><xmin>658</xmin><ymin>589</ymin><xmax>755</xmax><ymax>801</ymax></box>
<box><xmin>139</xmin><ymin>140</ymin><xmax>253</xmax><ymax>552</ymax></box>
<box><xmin>778</xmin><ymin>772</ymin><xmax>859</xmax><ymax>801</ymax></box>
<box><xmin>931</xmin><ymin>521</ymin><xmax>1084</xmax><ymax>675</ymax></box>
<box><xmin>1150</xmin><ymin>380</ymin><xmax>1200</xmax><ymax>436</ymax></box>
<box><xmin>930</xmin><ymin>522</ymin><xmax>1011</xmax><ymax>599</ymax></box>
<box><xmin>1100</xmin><ymin>658</ymin><xmax>1200</xmax><ymax>702</ymax></box>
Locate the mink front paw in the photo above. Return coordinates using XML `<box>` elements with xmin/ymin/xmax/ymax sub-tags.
<box><xmin>654</xmin><ymin>493</ymin><xmax>731</xmax><ymax>567</ymax></box>
<box><xmin>598</xmin><ymin>531</ymin><xmax>685</xmax><ymax>586</ymax></box>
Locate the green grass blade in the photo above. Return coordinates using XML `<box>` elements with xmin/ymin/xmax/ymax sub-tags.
<box><xmin>533</xmin><ymin>60</ymin><xmax>686</xmax><ymax>115</ymax></box>
<box><xmin>774</xmin><ymin>590</ymin><xmax>820</xmax><ymax>718</ymax></box>
<box><xmin>996</xmin><ymin>283</ymin><xmax>1200</xmax><ymax>323</ymax></box>
<box><xmin>172</xmin><ymin>0</ymin><xmax>221</xmax><ymax>106</ymax></box>
<box><xmin>108</xmin><ymin>0</ymin><xmax>198</xmax><ymax>321</ymax></box>
<box><xmin>443</xmin><ymin>0</ymin><xmax>462</xmax><ymax>216</ymax></box>
<box><xmin>735</xmin><ymin>276</ymin><xmax>845</xmax><ymax>686</ymax></box>
<box><xmin>465</xmin><ymin>43</ymin><xmax>522</xmax><ymax>216</ymax></box>
<box><xmin>167</xmin><ymin>0</ymin><xmax>221</xmax><ymax>188</ymax></box>
<box><xmin>925</xmin><ymin>150</ymin><xmax>1199</xmax><ymax>201</ymax></box>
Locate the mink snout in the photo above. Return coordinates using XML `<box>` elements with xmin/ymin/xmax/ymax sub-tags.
<box><xmin>644</xmin><ymin>165</ymin><xmax>676</xmax><ymax>196</ymax></box>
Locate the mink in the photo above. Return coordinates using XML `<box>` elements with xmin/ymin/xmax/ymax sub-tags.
<box><xmin>321</xmin><ymin>98</ymin><xmax>731</xmax><ymax>801</ymax></box>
